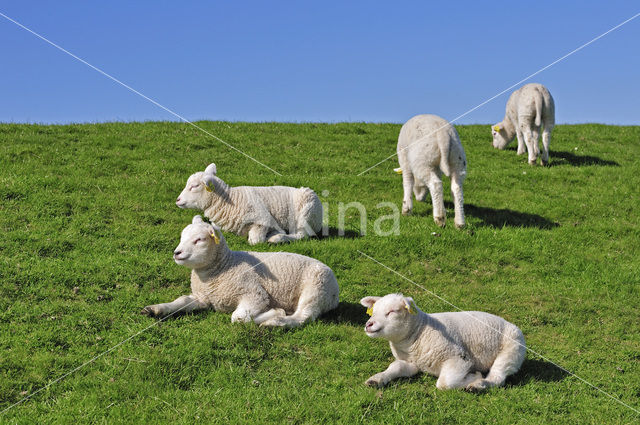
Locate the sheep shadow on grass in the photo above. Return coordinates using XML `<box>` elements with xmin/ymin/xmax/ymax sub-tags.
<box><xmin>321</xmin><ymin>301</ymin><xmax>367</xmax><ymax>327</ymax></box>
<box><xmin>506</xmin><ymin>358</ymin><xmax>568</xmax><ymax>387</ymax></box>
<box><xmin>444</xmin><ymin>201</ymin><xmax>559</xmax><ymax>230</ymax></box>
<box><xmin>550</xmin><ymin>150</ymin><xmax>619</xmax><ymax>167</ymax></box>
<box><xmin>318</xmin><ymin>227</ymin><xmax>363</xmax><ymax>240</ymax></box>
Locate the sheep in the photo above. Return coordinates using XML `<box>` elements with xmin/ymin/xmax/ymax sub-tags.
<box><xmin>492</xmin><ymin>83</ymin><xmax>555</xmax><ymax>166</ymax></box>
<box><xmin>396</xmin><ymin>114</ymin><xmax>467</xmax><ymax>228</ymax></box>
<box><xmin>360</xmin><ymin>293</ymin><xmax>526</xmax><ymax>392</ymax></box>
<box><xmin>142</xmin><ymin>215</ymin><xmax>339</xmax><ymax>327</ymax></box>
<box><xmin>176</xmin><ymin>163</ymin><xmax>323</xmax><ymax>245</ymax></box>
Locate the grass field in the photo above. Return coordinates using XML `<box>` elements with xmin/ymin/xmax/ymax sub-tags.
<box><xmin>1</xmin><ymin>121</ymin><xmax>639</xmax><ymax>424</ymax></box>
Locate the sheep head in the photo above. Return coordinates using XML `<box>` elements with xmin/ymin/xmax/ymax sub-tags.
<box><xmin>360</xmin><ymin>293</ymin><xmax>420</xmax><ymax>342</ymax></box>
<box><xmin>491</xmin><ymin>122</ymin><xmax>511</xmax><ymax>150</ymax></box>
<box><xmin>176</xmin><ymin>163</ymin><xmax>224</xmax><ymax>210</ymax></box>
<box><xmin>173</xmin><ymin>215</ymin><xmax>226</xmax><ymax>269</ymax></box>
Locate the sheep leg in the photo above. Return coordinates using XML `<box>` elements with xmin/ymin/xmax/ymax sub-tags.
<box><xmin>365</xmin><ymin>360</ymin><xmax>420</xmax><ymax>388</ymax></box>
<box><xmin>435</xmin><ymin>357</ymin><xmax>481</xmax><ymax>390</ymax></box>
<box><xmin>141</xmin><ymin>295</ymin><xmax>208</xmax><ymax>319</ymax></box>
<box><xmin>266</xmin><ymin>231</ymin><xmax>291</xmax><ymax>244</ymax></box>
<box><xmin>541</xmin><ymin>125</ymin><xmax>553</xmax><ymax>166</ymax></box>
<box><xmin>520</xmin><ymin>120</ymin><xmax>539</xmax><ymax>165</ymax></box>
<box><xmin>231</xmin><ymin>298</ymin><xmax>270</xmax><ymax>323</ymax></box>
<box><xmin>450</xmin><ymin>171</ymin><xmax>465</xmax><ymax>229</ymax></box>
<box><xmin>531</xmin><ymin>126</ymin><xmax>540</xmax><ymax>159</ymax></box>
<box><xmin>247</xmin><ymin>225</ymin><xmax>269</xmax><ymax>245</ymax></box>
<box><xmin>259</xmin><ymin>297</ymin><xmax>316</xmax><ymax>328</ymax></box>
<box><xmin>253</xmin><ymin>308</ymin><xmax>286</xmax><ymax>324</ymax></box>
<box><xmin>468</xmin><ymin>329</ymin><xmax>526</xmax><ymax>392</ymax></box>
<box><xmin>515</xmin><ymin>127</ymin><xmax>526</xmax><ymax>155</ymax></box>
<box><xmin>259</xmin><ymin>277</ymin><xmax>337</xmax><ymax>328</ymax></box>
<box><xmin>401</xmin><ymin>167</ymin><xmax>414</xmax><ymax>215</ymax></box>
<box><xmin>427</xmin><ymin>171</ymin><xmax>445</xmax><ymax>227</ymax></box>
<box><xmin>291</xmin><ymin>193</ymin><xmax>322</xmax><ymax>238</ymax></box>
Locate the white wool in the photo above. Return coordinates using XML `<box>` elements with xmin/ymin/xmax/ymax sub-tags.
<box><xmin>360</xmin><ymin>293</ymin><xmax>526</xmax><ymax>391</ymax></box>
<box><xmin>492</xmin><ymin>83</ymin><xmax>555</xmax><ymax>166</ymax></box>
<box><xmin>176</xmin><ymin>163</ymin><xmax>323</xmax><ymax>244</ymax></box>
<box><xmin>142</xmin><ymin>215</ymin><xmax>339</xmax><ymax>328</ymax></box>
<box><xmin>397</xmin><ymin>114</ymin><xmax>467</xmax><ymax>228</ymax></box>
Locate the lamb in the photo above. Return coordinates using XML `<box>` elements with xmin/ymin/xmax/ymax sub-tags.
<box><xmin>360</xmin><ymin>293</ymin><xmax>526</xmax><ymax>392</ymax></box>
<box><xmin>396</xmin><ymin>114</ymin><xmax>467</xmax><ymax>228</ymax></box>
<box><xmin>492</xmin><ymin>83</ymin><xmax>555</xmax><ymax>166</ymax></box>
<box><xmin>176</xmin><ymin>163</ymin><xmax>323</xmax><ymax>244</ymax></box>
<box><xmin>142</xmin><ymin>215</ymin><xmax>339</xmax><ymax>327</ymax></box>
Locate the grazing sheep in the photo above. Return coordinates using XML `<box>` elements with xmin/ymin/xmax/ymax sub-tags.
<box><xmin>492</xmin><ymin>83</ymin><xmax>555</xmax><ymax>166</ymax></box>
<box><xmin>360</xmin><ymin>293</ymin><xmax>526</xmax><ymax>392</ymax></box>
<box><xmin>396</xmin><ymin>114</ymin><xmax>467</xmax><ymax>228</ymax></box>
<box><xmin>176</xmin><ymin>163</ymin><xmax>323</xmax><ymax>244</ymax></box>
<box><xmin>142</xmin><ymin>215</ymin><xmax>339</xmax><ymax>327</ymax></box>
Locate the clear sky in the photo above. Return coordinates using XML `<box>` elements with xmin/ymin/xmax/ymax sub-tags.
<box><xmin>1</xmin><ymin>1</ymin><xmax>638</xmax><ymax>124</ymax></box>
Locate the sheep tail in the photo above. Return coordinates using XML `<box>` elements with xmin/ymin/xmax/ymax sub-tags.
<box><xmin>439</xmin><ymin>138</ymin><xmax>451</xmax><ymax>177</ymax></box>
<box><xmin>534</xmin><ymin>92</ymin><xmax>542</xmax><ymax>128</ymax></box>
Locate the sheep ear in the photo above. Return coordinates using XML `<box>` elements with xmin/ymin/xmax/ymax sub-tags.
<box><xmin>403</xmin><ymin>297</ymin><xmax>418</xmax><ymax>315</ymax></box>
<box><xmin>209</xmin><ymin>227</ymin><xmax>221</xmax><ymax>244</ymax></box>
<box><xmin>204</xmin><ymin>163</ymin><xmax>217</xmax><ymax>176</ymax></box>
<box><xmin>360</xmin><ymin>296</ymin><xmax>380</xmax><ymax>308</ymax></box>
<box><xmin>361</xmin><ymin>296</ymin><xmax>380</xmax><ymax>316</ymax></box>
<box><xmin>203</xmin><ymin>174</ymin><xmax>216</xmax><ymax>193</ymax></box>
<box><xmin>192</xmin><ymin>215</ymin><xmax>204</xmax><ymax>224</ymax></box>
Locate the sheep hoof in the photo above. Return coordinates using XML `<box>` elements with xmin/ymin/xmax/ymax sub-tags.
<box><xmin>365</xmin><ymin>377</ymin><xmax>383</xmax><ymax>388</ymax></box>
<box><xmin>434</xmin><ymin>217</ymin><xmax>446</xmax><ymax>227</ymax></box>
<box><xmin>141</xmin><ymin>306</ymin><xmax>159</xmax><ymax>317</ymax></box>
<box><xmin>541</xmin><ymin>159</ymin><xmax>549</xmax><ymax>167</ymax></box>
<box><xmin>267</xmin><ymin>233</ymin><xmax>290</xmax><ymax>244</ymax></box>
<box><xmin>466</xmin><ymin>379</ymin><xmax>489</xmax><ymax>393</ymax></box>
<box><xmin>454</xmin><ymin>221</ymin><xmax>465</xmax><ymax>229</ymax></box>
<box><xmin>260</xmin><ymin>317</ymin><xmax>286</xmax><ymax>327</ymax></box>
<box><xmin>402</xmin><ymin>209</ymin><xmax>412</xmax><ymax>216</ymax></box>
<box><xmin>528</xmin><ymin>160</ymin><xmax>537</xmax><ymax>166</ymax></box>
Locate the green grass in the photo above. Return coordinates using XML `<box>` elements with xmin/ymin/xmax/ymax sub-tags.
<box><xmin>1</xmin><ymin>121</ymin><xmax>639</xmax><ymax>424</ymax></box>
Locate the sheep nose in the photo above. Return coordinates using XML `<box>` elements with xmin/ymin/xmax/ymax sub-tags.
<box><xmin>176</xmin><ymin>197</ymin><xmax>182</xmax><ymax>203</ymax></box>
<box><xmin>174</xmin><ymin>250</ymin><xmax>182</xmax><ymax>257</ymax></box>
<box><xmin>365</xmin><ymin>320</ymin><xmax>374</xmax><ymax>329</ymax></box>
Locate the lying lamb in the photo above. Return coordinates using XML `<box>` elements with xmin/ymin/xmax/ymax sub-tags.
<box><xmin>360</xmin><ymin>293</ymin><xmax>526</xmax><ymax>391</ymax></box>
<box><xmin>176</xmin><ymin>163</ymin><xmax>323</xmax><ymax>244</ymax></box>
<box><xmin>142</xmin><ymin>215</ymin><xmax>339</xmax><ymax>327</ymax></box>
<box><xmin>492</xmin><ymin>83</ymin><xmax>555</xmax><ymax>166</ymax></box>
<box><xmin>396</xmin><ymin>114</ymin><xmax>467</xmax><ymax>228</ymax></box>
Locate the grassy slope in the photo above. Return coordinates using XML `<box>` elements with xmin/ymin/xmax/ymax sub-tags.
<box><xmin>0</xmin><ymin>122</ymin><xmax>638</xmax><ymax>424</ymax></box>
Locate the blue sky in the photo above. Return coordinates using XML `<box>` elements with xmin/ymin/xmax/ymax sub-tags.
<box><xmin>1</xmin><ymin>1</ymin><xmax>638</xmax><ymax>124</ymax></box>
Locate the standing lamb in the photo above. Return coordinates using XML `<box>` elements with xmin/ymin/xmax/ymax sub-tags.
<box><xmin>176</xmin><ymin>163</ymin><xmax>323</xmax><ymax>244</ymax></box>
<box><xmin>396</xmin><ymin>114</ymin><xmax>467</xmax><ymax>228</ymax></box>
<box><xmin>360</xmin><ymin>293</ymin><xmax>526</xmax><ymax>392</ymax></box>
<box><xmin>492</xmin><ymin>83</ymin><xmax>555</xmax><ymax>166</ymax></box>
<box><xmin>142</xmin><ymin>215</ymin><xmax>339</xmax><ymax>327</ymax></box>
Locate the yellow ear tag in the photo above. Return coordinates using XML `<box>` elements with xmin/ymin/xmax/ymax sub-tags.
<box><xmin>209</xmin><ymin>230</ymin><xmax>220</xmax><ymax>244</ymax></box>
<box><xmin>205</xmin><ymin>182</ymin><xmax>214</xmax><ymax>193</ymax></box>
<box><xmin>405</xmin><ymin>303</ymin><xmax>417</xmax><ymax>315</ymax></box>
<box><xmin>393</xmin><ymin>167</ymin><xmax>403</xmax><ymax>174</ymax></box>
<box><xmin>493</xmin><ymin>125</ymin><xmax>501</xmax><ymax>132</ymax></box>
<box><xmin>366</xmin><ymin>307</ymin><xmax>373</xmax><ymax>316</ymax></box>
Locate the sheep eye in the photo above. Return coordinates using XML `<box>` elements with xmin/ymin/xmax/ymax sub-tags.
<box><xmin>193</xmin><ymin>238</ymin><xmax>201</xmax><ymax>244</ymax></box>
